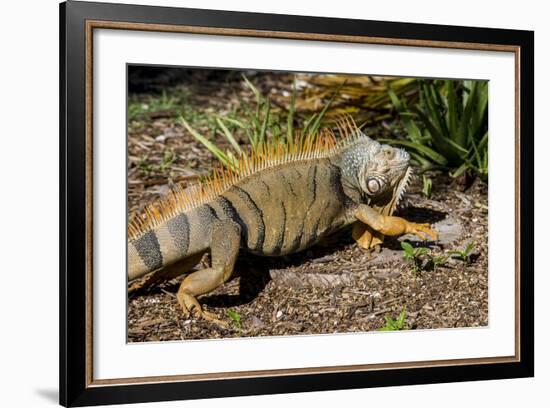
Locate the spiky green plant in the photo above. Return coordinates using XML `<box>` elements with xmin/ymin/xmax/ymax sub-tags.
<box><xmin>422</xmin><ymin>175</ymin><xmax>433</xmax><ymax>198</ymax></box>
<box><xmin>378</xmin><ymin>308</ymin><xmax>407</xmax><ymax>331</ymax></box>
<box><xmin>227</xmin><ymin>309</ymin><xmax>242</xmax><ymax>330</ymax></box>
<box><xmin>401</xmin><ymin>241</ymin><xmax>428</xmax><ymax>275</ymax></box>
<box><xmin>384</xmin><ymin>79</ymin><xmax>488</xmax><ymax>180</ymax></box>
<box><xmin>449</xmin><ymin>241</ymin><xmax>475</xmax><ymax>263</ymax></box>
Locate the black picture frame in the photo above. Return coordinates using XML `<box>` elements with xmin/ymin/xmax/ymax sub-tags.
<box><xmin>60</xmin><ymin>1</ymin><xmax>534</xmax><ymax>406</ymax></box>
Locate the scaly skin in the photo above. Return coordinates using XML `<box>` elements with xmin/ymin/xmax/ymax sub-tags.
<box><xmin>128</xmin><ymin>133</ymin><xmax>438</xmax><ymax>324</ymax></box>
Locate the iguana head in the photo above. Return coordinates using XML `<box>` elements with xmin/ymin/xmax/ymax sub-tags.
<box><xmin>340</xmin><ymin>134</ymin><xmax>412</xmax><ymax>215</ymax></box>
<box><xmin>361</xmin><ymin>141</ymin><xmax>412</xmax><ymax>215</ymax></box>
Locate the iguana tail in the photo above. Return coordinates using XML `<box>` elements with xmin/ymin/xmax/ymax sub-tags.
<box><xmin>127</xmin><ymin>204</ymin><xmax>215</xmax><ymax>280</ymax></box>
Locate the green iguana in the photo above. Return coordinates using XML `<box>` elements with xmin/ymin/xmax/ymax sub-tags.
<box><xmin>128</xmin><ymin>119</ymin><xmax>438</xmax><ymax>324</ymax></box>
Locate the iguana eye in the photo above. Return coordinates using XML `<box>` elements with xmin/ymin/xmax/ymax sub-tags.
<box><xmin>366</xmin><ymin>177</ymin><xmax>382</xmax><ymax>194</ymax></box>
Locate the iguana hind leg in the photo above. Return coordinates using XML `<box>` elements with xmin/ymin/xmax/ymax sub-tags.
<box><xmin>176</xmin><ymin>220</ymin><xmax>241</xmax><ymax>326</ymax></box>
<box><xmin>354</xmin><ymin>204</ymin><xmax>438</xmax><ymax>242</ymax></box>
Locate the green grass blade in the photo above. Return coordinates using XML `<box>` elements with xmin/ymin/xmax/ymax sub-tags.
<box><xmin>232</xmin><ymin>89</ymin><xmax>257</xmax><ymax>146</ymax></box>
<box><xmin>444</xmin><ymin>135</ymin><xmax>470</xmax><ymax>155</ymax></box>
<box><xmin>397</xmin><ymin>309</ymin><xmax>407</xmax><ymax>327</ymax></box>
<box><xmin>400</xmin><ymin>241</ymin><xmax>414</xmax><ymax>256</ymax></box>
<box><xmin>411</xmin><ymin>106</ymin><xmax>458</xmax><ymax>159</ymax></box>
<box><xmin>470</xmin><ymin>81</ymin><xmax>489</xmax><ymax>143</ymax></box>
<box><xmin>307</xmin><ymin>81</ymin><xmax>343</xmax><ymax>136</ymax></box>
<box><xmin>420</xmin><ymin>81</ymin><xmax>447</xmax><ymax>140</ymax></box>
<box><xmin>271</xmin><ymin>118</ymin><xmax>281</xmax><ymax>141</ymax></box>
<box><xmin>258</xmin><ymin>101</ymin><xmax>271</xmax><ymax>146</ymax></box>
<box><xmin>242</xmin><ymin>74</ymin><xmax>261</xmax><ymax>104</ymax></box>
<box><xmin>179</xmin><ymin>117</ymin><xmax>235</xmax><ymax>169</ymax></box>
<box><xmin>471</xmin><ymin>130</ymin><xmax>488</xmax><ymax>173</ymax></box>
<box><xmin>445</xmin><ymin>80</ymin><xmax>459</xmax><ymax>139</ymax></box>
<box><xmin>302</xmin><ymin>113</ymin><xmax>317</xmax><ymax>137</ymax></box>
<box><xmin>457</xmin><ymin>80</ymin><xmax>478</xmax><ymax>148</ymax></box>
<box><xmin>219</xmin><ymin>116</ymin><xmax>247</xmax><ymax>129</ymax></box>
<box><xmin>287</xmin><ymin>78</ymin><xmax>296</xmax><ymax>144</ymax></box>
<box><xmin>408</xmin><ymin>150</ymin><xmax>433</xmax><ymax>168</ymax></box>
<box><xmin>449</xmin><ymin>162</ymin><xmax>470</xmax><ymax>178</ymax></box>
<box><xmin>379</xmin><ymin>138</ymin><xmax>448</xmax><ymax>166</ymax></box>
<box><xmin>215</xmin><ymin>117</ymin><xmax>242</xmax><ymax>155</ymax></box>
<box><xmin>388</xmin><ymin>87</ymin><xmax>423</xmax><ymax>143</ymax></box>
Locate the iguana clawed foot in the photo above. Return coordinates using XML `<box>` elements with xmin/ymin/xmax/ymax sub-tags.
<box><xmin>405</xmin><ymin>222</ymin><xmax>439</xmax><ymax>241</ymax></box>
<box><xmin>177</xmin><ymin>290</ymin><xmax>228</xmax><ymax>327</ymax></box>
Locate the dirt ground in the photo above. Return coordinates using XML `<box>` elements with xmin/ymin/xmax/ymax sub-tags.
<box><xmin>126</xmin><ymin>69</ymin><xmax>488</xmax><ymax>342</ymax></box>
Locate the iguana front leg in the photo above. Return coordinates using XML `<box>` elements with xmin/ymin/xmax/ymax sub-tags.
<box><xmin>353</xmin><ymin>204</ymin><xmax>438</xmax><ymax>249</ymax></box>
<box><xmin>176</xmin><ymin>220</ymin><xmax>241</xmax><ymax>326</ymax></box>
<box><xmin>352</xmin><ymin>222</ymin><xmax>384</xmax><ymax>250</ymax></box>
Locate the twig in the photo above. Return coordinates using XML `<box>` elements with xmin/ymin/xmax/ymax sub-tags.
<box><xmin>371</xmin><ymin>307</ymin><xmax>394</xmax><ymax>317</ymax></box>
<box><xmin>161</xmin><ymin>289</ymin><xmax>176</xmax><ymax>299</ymax></box>
<box><xmin>376</xmin><ymin>297</ymin><xmax>401</xmax><ymax>308</ymax></box>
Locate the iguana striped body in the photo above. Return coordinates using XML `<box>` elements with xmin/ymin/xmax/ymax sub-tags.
<box><xmin>128</xmin><ymin>122</ymin><xmax>438</xmax><ymax>324</ymax></box>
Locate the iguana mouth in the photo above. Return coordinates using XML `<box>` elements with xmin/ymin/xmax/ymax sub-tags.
<box><xmin>396</xmin><ymin>166</ymin><xmax>413</xmax><ymax>207</ymax></box>
<box><xmin>382</xmin><ymin>165</ymin><xmax>413</xmax><ymax>216</ymax></box>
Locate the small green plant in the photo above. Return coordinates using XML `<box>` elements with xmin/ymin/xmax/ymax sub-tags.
<box><xmin>475</xmin><ymin>201</ymin><xmax>489</xmax><ymax>211</ymax></box>
<box><xmin>401</xmin><ymin>242</ymin><xmax>451</xmax><ymax>274</ymax></box>
<box><xmin>422</xmin><ymin>175</ymin><xmax>433</xmax><ymax>198</ymax></box>
<box><xmin>227</xmin><ymin>309</ymin><xmax>242</xmax><ymax>330</ymax></box>
<box><xmin>158</xmin><ymin>149</ymin><xmax>176</xmax><ymax>173</ymax></box>
<box><xmin>135</xmin><ymin>149</ymin><xmax>177</xmax><ymax>176</ymax></box>
<box><xmin>136</xmin><ymin>155</ymin><xmax>154</xmax><ymax>175</ymax></box>
<box><xmin>384</xmin><ymin>79</ymin><xmax>488</xmax><ymax>180</ymax></box>
<box><xmin>401</xmin><ymin>241</ymin><xmax>428</xmax><ymax>275</ymax></box>
<box><xmin>128</xmin><ymin>90</ymin><xmax>183</xmax><ymax>120</ymax></box>
<box><xmin>378</xmin><ymin>308</ymin><xmax>407</xmax><ymax>331</ymax></box>
<box><xmin>449</xmin><ymin>241</ymin><xmax>475</xmax><ymax>263</ymax></box>
<box><xmin>430</xmin><ymin>254</ymin><xmax>448</xmax><ymax>272</ymax></box>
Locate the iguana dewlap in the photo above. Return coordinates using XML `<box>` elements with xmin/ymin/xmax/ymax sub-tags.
<box><xmin>128</xmin><ymin>124</ymin><xmax>437</xmax><ymax>324</ymax></box>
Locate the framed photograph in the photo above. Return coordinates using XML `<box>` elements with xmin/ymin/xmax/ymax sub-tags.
<box><xmin>60</xmin><ymin>1</ymin><xmax>534</xmax><ymax>406</ymax></box>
